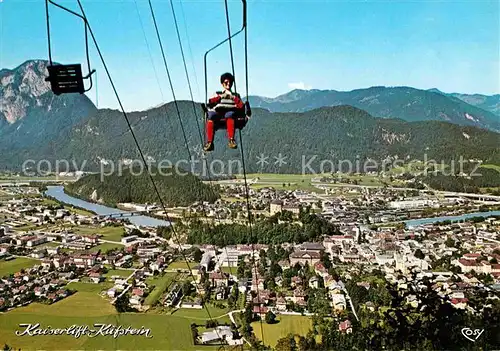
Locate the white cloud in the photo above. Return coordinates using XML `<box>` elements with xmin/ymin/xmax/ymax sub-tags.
<box><xmin>288</xmin><ymin>82</ymin><xmax>312</xmax><ymax>90</ymax></box>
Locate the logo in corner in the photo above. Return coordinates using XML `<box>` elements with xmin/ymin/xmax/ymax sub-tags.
<box><xmin>461</xmin><ymin>327</ymin><xmax>484</xmax><ymax>342</ymax></box>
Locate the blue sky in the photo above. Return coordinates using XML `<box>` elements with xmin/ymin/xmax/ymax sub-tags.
<box><xmin>1</xmin><ymin>0</ymin><xmax>499</xmax><ymax>111</ymax></box>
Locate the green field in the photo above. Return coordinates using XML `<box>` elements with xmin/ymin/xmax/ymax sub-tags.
<box><xmin>480</xmin><ymin>164</ymin><xmax>500</xmax><ymax>173</ymax></box>
<box><xmin>234</xmin><ymin>172</ymin><xmax>405</xmax><ymax>191</ymax></box>
<box><xmin>89</xmin><ymin>242</ymin><xmax>124</xmax><ymax>253</ymax></box>
<box><xmin>336</xmin><ymin>174</ymin><xmax>384</xmax><ymax>186</ymax></box>
<box><xmin>0</xmin><ymin>257</ymin><xmax>39</xmax><ymax>277</ymax></box>
<box><xmin>220</xmin><ymin>266</ymin><xmax>237</xmax><ymax>275</ymax></box>
<box><xmin>15</xmin><ymin>224</ymin><xmax>42</xmax><ymax>231</ymax></box>
<box><xmin>251</xmin><ymin>315</ymin><xmax>314</xmax><ymax>348</ymax></box>
<box><xmin>238</xmin><ymin>173</ymin><xmax>316</xmax><ymax>181</ymax></box>
<box><xmin>73</xmin><ymin>225</ymin><xmax>125</xmax><ymax>243</ymax></box>
<box><xmin>40</xmin><ymin>241</ymin><xmax>62</xmax><ymax>248</ymax></box>
<box><xmin>0</xmin><ymin>289</ymin><xmax>225</xmax><ymax>350</ymax></box>
<box><xmin>40</xmin><ymin>198</ymin><xmax>60</xmax><ymax>206</ymax></box>
<box><xmin>144</xmin><ymin>272</ymin><xmax>180</xmax><ymax>306</ymax></box>
<box><xmin>172</xmin><ymin>304</ymin><xmax>231</xmax><ymax>322</ymax></box>
<box><xmin>105</xmin><ymin>269</ymin><xmax>133</xmax><ymax>279</ymax></box>
<box><xmin>167</xmin><ymin>260</ymin><xmax>194</xmax><ymax>271</ymax></box>
<box><xmin>67</xmin><ymin>207</ymin><xmax>95</xmax><ymax>216</ymax></box>
<box><xmin>66</xmin><ymin>282</ymin><xmax>114</xmax><ymax>294</ymax></box>
<box><xmin>235</xmin><ymin>173</ymin><xmax>320</xmax><ymax>191</ymax></box>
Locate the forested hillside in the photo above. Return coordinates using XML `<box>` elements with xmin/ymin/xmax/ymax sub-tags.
<box><xmin>65</xmin><ymin>166</ymin><xmax>220</xmax><ymax>206</ymax></box>
<box><xmin>20</xmin><ymin>103</ymin><xmax>500</xmax><ymax>175</ymax></box>
<box><xmin>249</xmin><ymin>87</ymin><xmax>500</xmax><ymax>131</ymax></box>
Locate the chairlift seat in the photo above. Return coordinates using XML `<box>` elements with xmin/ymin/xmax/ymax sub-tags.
<box><xmin>45</xmin><ymin>64</ymin><xmax>85</xmax><ymax>95</ymax></box>
<box><xmin>212</xmin><ymin>113</ymin><xmax>248</xmax><ymax>131</ymax></box>
<box><xmin>201</xmin><ymin>103</ymin><xmax>249</xmax><ymax>131</ymax></box>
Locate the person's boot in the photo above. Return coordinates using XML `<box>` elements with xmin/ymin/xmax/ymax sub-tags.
<box><xmin>204</xmin><ymin>142</ymin><xmax>214</xmax><ymax>152</ymax></box>
<box><xmin>228</xmin><ymin>138</ymin><xmax>237</xmax><ymax>149</ymax></box>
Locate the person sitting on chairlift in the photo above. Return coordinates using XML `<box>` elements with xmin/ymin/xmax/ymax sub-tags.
<box><xmin>203</xmin><ymin>72</ymin><xmax>245</xmax><ymax>152</ymax></box>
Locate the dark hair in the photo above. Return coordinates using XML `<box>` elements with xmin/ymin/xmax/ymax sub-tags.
<box><xmin>220</xmin><ymin>72</ymin><xmax>234</xmax><ymax>84</ymax></box>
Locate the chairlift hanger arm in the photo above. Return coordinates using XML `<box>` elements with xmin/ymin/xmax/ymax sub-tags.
<box><xmin>45</xmin><ymin>0</ymin><xmax>96</xmax><ymax>92</ymax></box>
<box><xmin>47</xmin><ymin>0</ymin><xmax>86</xmax><ymax>22</ymax></box>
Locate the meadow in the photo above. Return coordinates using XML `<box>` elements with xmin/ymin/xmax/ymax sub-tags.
<box><xmin>251</xmin><ymin>315</ymin><xmax>314</xmax><ymax>348</ymax></box>
<box><xmin>0</xmin><ymin>286</ymin><xmax>226</xmax><ymax>351</ymax></box>
<box><xmin>0</xmin><ymin>257</ymin><xmax>39</xmax><ymax>277</ymax></box>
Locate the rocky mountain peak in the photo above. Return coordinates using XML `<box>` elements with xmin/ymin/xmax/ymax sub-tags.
<box><xmin>0</xmin><ymin>60</ymin><xmax>52</xmax><ymax>124</ymax></box>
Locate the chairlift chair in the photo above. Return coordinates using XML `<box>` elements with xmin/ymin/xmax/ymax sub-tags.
<box><xmin>201</xmin><ymin>0</ymin><xmax>250</xmax><ymax>136</ymax></box>
<box><xmin>200</xmin><ymin>101</ymin><xmax>251</xmax><ymax>132</ymax></box>
<box><xmin>45</xmin><ymin>0</ymin><xmax>96</xmax><ymax>95</ymax></box>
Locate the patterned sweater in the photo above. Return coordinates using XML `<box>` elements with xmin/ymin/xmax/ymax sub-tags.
<box><xmin>207</xmin><ymin>90</ymin><xmax>244</xmax><ymax>112</ymax></box>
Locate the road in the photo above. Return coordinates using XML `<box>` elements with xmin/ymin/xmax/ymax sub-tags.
<box><xmin>228</xmin><ymin>309</ymin><xmax>251</xmax><ymax>346</ymax></box>
<box><xmin>111</xmin><ymin>269</ymin><xmax>138</xmax><ymax>304</ymax></box>
<box><xmin>98</xmin><ymin>239</ymin><xmax>124</xmax><ymax>245</ymax></box>
<box><xmin>340</xmin><ymin>281</ymin><xmax>359</xmax><ymax>322</ymax></box>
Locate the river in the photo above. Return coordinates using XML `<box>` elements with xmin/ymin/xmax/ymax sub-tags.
<box><xmin>44</xmin><ymin>186</ymin><xmax>171</xmax><ymax>227</ymax></box>
<box><xmin>45</xmin><ymin>185</ymin><xmax>500</xmax><ymax>229</ymax></box>
<box><xmin>404</xmin><ymin>210</ymin><xmax>500</xmax><ymax>228</ymax></box>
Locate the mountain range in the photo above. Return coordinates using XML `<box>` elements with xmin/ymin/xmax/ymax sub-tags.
<box><xmin>427</xmin><ymin>88</ymin><xmax>500</xmax><ymax>116</ymax></box>
<box><xmin>249</xmin><ymin>87</ymin><xmax>500</xmax><ymax>132</ymax></box>
<box><xmin>1</xmin><ymin>60</ymin><xmax>499</xmax><ymax>174</ymax></box>
<box><xmin>0</xmin><ymin>60</ymin><xmax>97</xmax><ymax>153</ymax></box>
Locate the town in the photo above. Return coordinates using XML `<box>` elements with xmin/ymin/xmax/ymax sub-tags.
<box><xmin>0</xmin><ymin>174</ymin><xmax>499</xmax><ymax>349</ymax></box>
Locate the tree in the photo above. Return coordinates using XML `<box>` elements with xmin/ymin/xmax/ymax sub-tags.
<box><xmin>157</xmin><ymin>225</ymin><xmax>172</xmax><ymax>240</ymax></box>
<box><xmin>114</xmin><ymin>293</ymin><xmax>131</xmax><ymax>312</ymax></box>
<box><xmin>483</xmin><ymin>274</ymin><xmax>494</xmax><ymax>284</ymax></box>
<box><xmin>129</xmin><ymin>228</ymin><xmax>143</xmax><ymax>237</ymax></box>
<box><xmin>275</xmin><ymin>334</ymin><xmax>297</xmax><ymax>351</ymax></box>
<box><xmin>243</xmin><ymin>304</ymin><xmax>253</xmax><ymax>324</ymax></box>
<box><xmin>236</xmin><ymin>260</ymin><xmax>246</xmax><ymax>278</ymax></box>
<box><xmin>193</xmin><ymin>248</ymin><xmax>203</xmax><ymax>262</ymax></box>
<box><xmin>265</xmin><ymin>310</ymin><xmax>277</xmax><ymax>324</ymax></box>
<box><xmin>182</xmin><ymin>281</ymin><xmax>194</xmax><ymax>296</ymax></box>
<box><xmin>320</xmin><ymin>251</ymin><xmax>332</xmax><ymax>269</ymax></box>
<box><xmin>260</xmin><ymin>249</ymin><xmax>268</xmax><ymax>268</ymax></box>
<box><xmin>445</xmin><ymin>237</ymin><xmax>455</xmax><ymax>248</ymax></box>
<box><xmin>414</xmin><ymin>249</ymin><xmax>425</xmax><ymax>260</ymax></box>
<box><xmin>205</xmin><ymin>319</ymin><xmax>218</xmax><ymax>328</ymax></box>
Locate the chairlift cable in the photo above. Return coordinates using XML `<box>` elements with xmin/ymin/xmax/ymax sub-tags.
<box><xmin>169</xmin><ymin>0</ymin><xmax>236</xmax><ymax>280</ymax></box>
<box><xmin>75</xmin><ymin>0</ymin><xmax>222</xmax><ymax>333</ymax></box>
<box><xmin>222</xmin><ymin>0</ymin><xmax>265</xmax><ymax>343</ymax></box>
<box><xmin>133</xmin><ymin>0</ymin><xmax>184</xmax><ymax>155</ymax></box>
<box><xmin>224</xmin><ymin>0</ymin><xmax>237</xmax><ymax>93</ymax></box>
<box><xmin>45</xmin><ymin>0</ymin><xmax>52</xmax><ymax>64</ymax></box>
<box><xmin>179</xmin><ymin>0</ymin><xmax>203</xmax><ymax>102</ymax></box>
<box><xmin>169</xmin><ymin>0</ymin><xmax>203</xmax><ymax>144</ymax></box>
<box><xmin>147</xmin><ymin>0</ymin><xmax>192</xmax><ymax>161</ymax></box>
<box><xmin>134</xmin><ymin>0</ymin><xmax>166</xmax><ymax>102</ymax></box>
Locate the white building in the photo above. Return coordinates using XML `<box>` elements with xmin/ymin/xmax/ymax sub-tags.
<box><xmin>200</xmin><ymin>250</ymin><xmax>215</xmax><ymax>271</ymax></box>
<box><xmin>389</xmin><ymin>199</ymin><xmax>438</xmax><ymax>209</ymax></box>
<box><xmin>121</xmin><ymin>235</ymin><xmax>137</xmax><ymax>244</ymax></box>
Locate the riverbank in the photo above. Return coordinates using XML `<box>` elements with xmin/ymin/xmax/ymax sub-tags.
<box><xmin>404</xmin><ymin>210</ymin><xmax>500</xmax><ymax>227</ymax></box>
<box><xmin>44</xmin><ymin>186</ymin><xmax>171</xmax><ymax>227</ymax></box>
<box><xmin>43</xmin><ymin>193</ymin><xmax>98</xmax><ymax>217</ymax></box>
<box><xmin>62</xmin><ymin>188</ymin><xmax>180</xmax><ymax>224</ymax></box>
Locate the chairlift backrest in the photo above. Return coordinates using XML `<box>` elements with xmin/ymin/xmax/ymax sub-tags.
<box><xmin>45</xmin><ymin>64</ymin><xmax>85</xmax><ymax>95</ymax></box>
